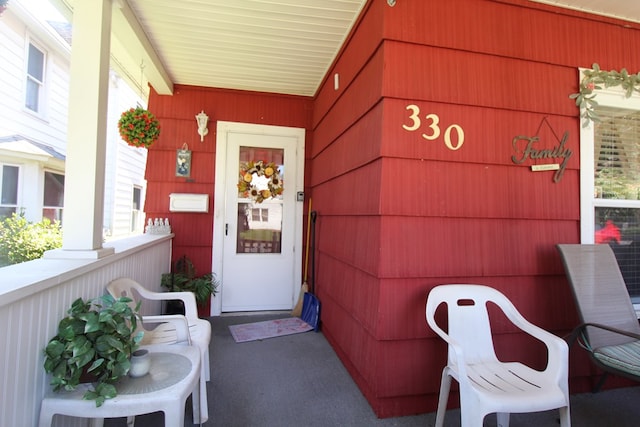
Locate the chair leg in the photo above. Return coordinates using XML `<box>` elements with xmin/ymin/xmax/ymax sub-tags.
<box><xmin>434</xmin><ymin>369</ymin><xmax>452</xmax><ymax>427</ymax></box>
<box><xmin>496</xmin><ymin>412</ymin><xmax>510</xmax><ymax>427</ymax></box>
<box><xmin>460</xmin><ymin>407</ymin><xmax>486</xmax><ymax>427</ymax></box>
<box><xmin>164</xmin><ymin>404</ymin><xmax>185</xmax><ymax>427</ymax></box>
<box><xmin>204</xmin><ymin>347</ymin><xmax>211</xmax><ymax>381</ymax></box>
<box><xmin>559</xmin><ymin>405</ymin><xmax>571</xmax><ymax>427</ymax></box>
<box><xmin>593</xmin><ymin>372</ymin><xmax>608</xmax><ymax>393</ymax></box>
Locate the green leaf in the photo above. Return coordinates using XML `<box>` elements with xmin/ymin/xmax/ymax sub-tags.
<box><xmin>87</xmin><ymin>357</ymin><xmax>105</xmax><ymax>373</ymax></box>
<box><xmin>99</xmin><ymin>311</ymin><xmax>113</xmax><ymax>325</ymax></box>
<box><xmin>76</xmin><ymin>347</ymin><xmax>96</xmax><ymax>368</ymax></box>
<box><xmin>83</xmin><ymin>312</ymin><xmax>101</xmax><ymax>333</ymax></box>
<box><xmin>97</xmin><ymin>382</ymin><xmax>118</xmax><ymax>399</ymax></box>
<box><xmin>95</xmin><ymin>334</ymin><xmax>125</xmax><ymax>354</ymax></box>
<box><xmin>45</xmin><ymin>340</ymin><xmax>65</xmax><ymax>358</ymax></box>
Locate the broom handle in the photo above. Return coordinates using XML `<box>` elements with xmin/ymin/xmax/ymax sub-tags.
<box><xmin>303</xmin><ymin>199</ymin><xmax>312</xmax><ymax>282</ymax></box>
<box><xmin>310</xmin><ymin>210</ymin><xmax>317</xmax><ymax>294</ymax></box>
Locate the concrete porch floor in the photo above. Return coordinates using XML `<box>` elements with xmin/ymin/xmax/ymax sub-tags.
<box><xmin>103</xmin><ymin>313</ymin><xmax>640</xmax><ymax>427</ymax></box>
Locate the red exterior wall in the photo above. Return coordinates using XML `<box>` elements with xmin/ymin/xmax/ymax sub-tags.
<box><xmin>145</xmin><ymin>0</ymin><xmax>640</xmax><ymax>418</ymax></box>
<box><xmin>311</xmin><ymin>0</ymin><xmax>640</xmax><ymax>418</ymax></box>
<box><xmin>145</xmin><ymin>86</ymin><xmax>312</xmax><ymax>308</ymax></box>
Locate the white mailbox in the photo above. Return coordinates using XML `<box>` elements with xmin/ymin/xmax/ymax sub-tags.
<box><xmin>169</xmin><ymin>193</ymin><xmax>209</xmax><ymax>213</ymax></box>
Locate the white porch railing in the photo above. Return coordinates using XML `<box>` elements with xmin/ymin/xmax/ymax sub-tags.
<box><xmin>0</xmin><ymin>234</ymin><xmax>173</xmax><ymax>427</ymax></box>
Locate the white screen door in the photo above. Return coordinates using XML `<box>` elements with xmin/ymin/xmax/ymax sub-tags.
<box><xmin>213</xmin><ymin>122</ymin><xmax>304</xmax><ymax>313</ymax></box>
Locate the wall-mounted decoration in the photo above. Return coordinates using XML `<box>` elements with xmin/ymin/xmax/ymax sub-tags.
<box><xmin>402</xmin><ymin>105</ymin><xmax>465</xmax><ymax>151</ymax></box>
<box><xmin>176</xmin><ymin>144</ymin><xmax>191</xmax><ymax>177</ymax></box>
<box><xmin>237</xmin><ymin>160</ymin><xmax>283</xmax><ymax>203</ymax></box>
<box><xmin>511</xmin><ymin>117</ymin><xmax>571</xmax><ymax>183</ymax></box>
<box><xmin>570</xmin><ymin>63</ymin><xmax>640</xmax><ymax>127</ymax></box>
<box><xmin>169</xmin><ymin>193</ymin><xmax>209</xmax><ymax>213</ymax></box>
<box><xmin>196</xmin><ymin>110</ymin><xmax>209</xmax><ymax>142</ymax></box>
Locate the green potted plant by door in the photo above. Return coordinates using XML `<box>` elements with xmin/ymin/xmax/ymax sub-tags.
<box><xmin>43</xmin><ymin>295</ymin><xmax>144</xmax><ymax>406</ymax></box>
<box><xmin>161</xmin><ymin>255</ymin><xmax>220</xmax><ymax>317</ymax></box>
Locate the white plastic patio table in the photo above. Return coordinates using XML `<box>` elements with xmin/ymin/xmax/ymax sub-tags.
<box><xmin>39</xmin><ymin>345</ymin><xmax>200</xmax><ymax>427</ymax></box>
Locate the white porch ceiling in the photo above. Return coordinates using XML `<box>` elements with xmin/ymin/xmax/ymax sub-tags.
<box><xmin>51</xmin><ymin>0</ymin><xmax>640</xmax><ymax>98</ymax></box>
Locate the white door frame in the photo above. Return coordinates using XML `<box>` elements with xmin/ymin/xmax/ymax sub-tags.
<box><xmin>211</xmin><ymin>121</ymin><xmax>305</xmax><ymax>315</ymax></box>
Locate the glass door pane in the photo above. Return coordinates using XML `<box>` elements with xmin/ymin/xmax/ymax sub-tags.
<box><xmin>236</xmin><ymin>146</ymin><xmax>284</xmax><ymax>254</ymax></box>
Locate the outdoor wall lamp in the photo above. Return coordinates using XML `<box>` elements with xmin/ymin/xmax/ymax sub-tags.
<box><xmin>196</xmin><ymin>110</ymin><xmax>209</xmax><ymax>142</ymax></box>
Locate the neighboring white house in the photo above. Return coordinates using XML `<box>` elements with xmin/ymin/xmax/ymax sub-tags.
<box><xmin>0</xmin><ymin>0</ymin><xmax>147</xmax><ymax>239</ymax></box>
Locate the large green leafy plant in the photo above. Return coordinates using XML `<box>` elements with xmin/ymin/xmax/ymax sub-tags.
<box><xmin>161</xmin><ymin>255</ymin><xmax>219</xmax><ymax>305</ymax></box>
<box><xmin>44</xmin><ymin>295</ymin><xmax>144</xmax><ymax>406</ymax></box>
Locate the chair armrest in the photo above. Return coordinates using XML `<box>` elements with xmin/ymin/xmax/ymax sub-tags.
<box><xmin>142</xmin><ymin>314</ymin><xmax>191</xmax><ymax>344</ymax></box>
<box><xmin>566</xmin><ymin>322</ymin><xmax>640</xmax><ymax>349</ymax></box>
<box><xmin>135</xmin><ymin>287</ymin><xmax>200</xmax><ymax>324</ymax></box>
<box><xmin>504</xmin><ymin>308</ymin><xmax>569</xmax><ymax>377</ymax></box>
<box><xmin>425</xmin><ymin>317</ymin><xmax>469</xmax><ymax>380</ymax></box>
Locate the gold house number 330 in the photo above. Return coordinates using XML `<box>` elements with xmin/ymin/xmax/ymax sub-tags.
<box><xmin>402</xmin><ymin>104</ymin><xmax>465</xmax><ymax>150</ymax></box>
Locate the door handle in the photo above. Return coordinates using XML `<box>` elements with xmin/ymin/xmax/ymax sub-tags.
<box><xmin>225</xmin><ymin>223</ymin><xmax>228</xmax><ymax>236</ymax></box>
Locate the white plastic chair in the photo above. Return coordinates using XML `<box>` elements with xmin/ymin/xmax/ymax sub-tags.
<box><xmin>425</xmin><ymin>284</ymin><xmax>571</xmax><ymax>427</ymax></box>
<box><xmin>107</xmin><ymin>278</ymin><xmax>211</xmax><ymax>424</ymax></box>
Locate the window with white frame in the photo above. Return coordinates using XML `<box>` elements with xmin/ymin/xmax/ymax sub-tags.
<box><xmin>43</xmin><ymin>171</ymin><xmax>64</xmax><ymax>223</ymax></box>
<box><xmin>0</xmin><ymin>165</ymin><xmax>19</xmax><ymax>219</ymax></box>
<box><xmin>580</xmin><ymin>88</ymin><xmax>640</xmax><ymax>302</ymax></box>
<box><xmin>25</xmin><ymin>42</ymin><xmax>45</xmax><ymax>113</ymax></box>
<box><xmin>131</xmin><ymin>186</ymin><xmax>142</xmax><ymax>233</ymax></box>
<box><xmin>251</xmin><ymin>208</ymin><xmax>268</xmax><ymax>222</ymax></box>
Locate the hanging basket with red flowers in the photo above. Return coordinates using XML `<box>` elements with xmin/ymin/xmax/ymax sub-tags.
<box><xmin>117</xmin><ymin>107</ymin><xmax>161</xmax><ymax>148</ymax></box>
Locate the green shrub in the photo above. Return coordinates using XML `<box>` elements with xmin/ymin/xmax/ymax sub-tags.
<box><xmin>0</xmin><ymin>213</ymin><xmax>63</xmax><ymax>266</ymax></box>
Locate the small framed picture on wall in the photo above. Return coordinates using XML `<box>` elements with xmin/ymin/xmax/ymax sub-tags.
<box><xmin>176</xmin><ymin>145</ymin><xmax>191</xmax><ymax>177</ymax></box>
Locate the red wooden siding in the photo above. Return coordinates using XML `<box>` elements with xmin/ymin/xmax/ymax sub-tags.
<box><xmin>146</xmin><ymin>85</ymin><xmax>312</xmax><ymax>279</ymax></box>
<box><xmin>144</xmin><ymin>0</ymin><xmax>640</xmax><ymax>419</ymax></box>
<box><xmin>311</xmin><ymin>0</ymin><xmax>640</xmax><ymax>417</ymax></box>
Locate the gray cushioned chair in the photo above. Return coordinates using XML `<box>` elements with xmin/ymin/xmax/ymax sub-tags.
<box><xmin>557</xmin><ymin>244</ymin><xmax>640</xmax><ymax>391</ymax></box>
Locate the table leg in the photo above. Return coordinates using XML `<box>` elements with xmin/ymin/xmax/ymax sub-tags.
<box><xmin>166</xmin><ymin>403</ymin><xmax>185</xmax><ymax>427</ymax></box>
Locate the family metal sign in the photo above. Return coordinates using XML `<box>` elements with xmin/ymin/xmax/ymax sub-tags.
<box><xmin>511</xmin><ymin>118</ymin><xmax>572</xmax><ymax>183</ymax></box>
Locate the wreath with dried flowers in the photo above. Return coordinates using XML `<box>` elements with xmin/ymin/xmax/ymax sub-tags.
<box><xmin>117</xmin><ymin>107</ymin><xmax>161</xmax><ymax>148</ymax></box>
<box><xmin>237</xmin><ymin>160</ymin><xmax>283</xmax><ymax>203</ymax></box>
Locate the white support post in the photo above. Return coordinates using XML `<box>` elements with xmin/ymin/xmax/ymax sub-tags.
<box><xmin>48</xmin><ymin>0</ymin><xmax>114</xmax><ymax>258</ymax></box>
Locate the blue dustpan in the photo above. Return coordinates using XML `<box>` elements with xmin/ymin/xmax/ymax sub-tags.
<box><xmin>301</xmin><ymin>292</ymin><xmax>320</xmax><ymax>331</ymax></box>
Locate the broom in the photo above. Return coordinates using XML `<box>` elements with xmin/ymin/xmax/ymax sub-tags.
<box><xmin>292</xmin><ymin>198</ymin><xmax>312</xmax><ymax>317</ymax></box>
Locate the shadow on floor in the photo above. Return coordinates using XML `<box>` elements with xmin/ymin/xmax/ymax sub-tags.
<box><xmin>105</xmin><ymin>313</ymin><xmax>640</xmax><ymax>426</ymax></box>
